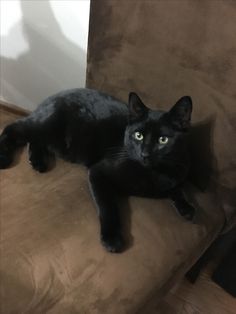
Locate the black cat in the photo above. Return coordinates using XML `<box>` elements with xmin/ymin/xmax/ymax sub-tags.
<box><xmin>0</xmin><ymin>88</ymin><xmax>195</xmax><ymax>252</ymax></box>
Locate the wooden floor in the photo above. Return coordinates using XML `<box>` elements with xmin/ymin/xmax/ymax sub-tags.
<box><xmin>0</xmin><ymin>106</ymin><xmax>235</xmax><ymax>314</ymax></box>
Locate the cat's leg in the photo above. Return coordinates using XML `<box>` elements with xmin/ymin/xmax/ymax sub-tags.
<box><xmin>0</xmin><ymin>120</ymin><xmax>28</xmax><ymax>169</ymax></box>
<box><xmin>28</xmin><ymin>142</ymin><xmax>53</xmax><ymax>173</ymax></box>
<box><xmin>89</xmin><ymin>166</ymin><xmax>124</xmax><ymax>253</ymax></box>
<box><xmin>169</xmin><ymin>188</ymin><xmax>195</xmax><ymax>221</ymax></box>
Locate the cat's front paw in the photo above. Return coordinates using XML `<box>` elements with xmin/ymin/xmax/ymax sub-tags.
<box><xmin>29</xmin><ymin>160</ymin><xmax>49</xmax><ymax>173</ymax></box>
<box><xmin>178</xmin><ymin>202</ymin><xmax>195</xmax><ymax>221</ymax></box>
<box><xmin>101</xmin><ymin>233</ymin><xmax>125</xmax><ymax>253</ymax></box>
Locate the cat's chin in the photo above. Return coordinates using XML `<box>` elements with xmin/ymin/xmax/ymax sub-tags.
<box><xmin>139</xmin><ymin>158</ymin><xmax>152</xmax><ymax>168</ymax></box>
<box><xmin>131</xmin><ymin>158</ymin><xmax>151</xmax><ymax>168</ymax></box>
<box><xmin>141</xmin><ymin>161</ymin><xmax>151</xmax><ymax>168</ymax></box>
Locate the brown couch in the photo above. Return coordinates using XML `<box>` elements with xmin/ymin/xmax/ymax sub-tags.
<box><xmin>1</xmin><ymin>1</ymin><xmax>235</xmax><ymax>313</ymax></box>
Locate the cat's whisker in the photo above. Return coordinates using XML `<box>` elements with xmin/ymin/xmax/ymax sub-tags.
<box><xmin>107</xmin><ymin>151</ymin><xmax>129</xmax><ymax>161</ymax></box>
<box><xmin>105</xmin><ymin>146</ymin><xmax>128</xmax><ymax>161</ymax></box>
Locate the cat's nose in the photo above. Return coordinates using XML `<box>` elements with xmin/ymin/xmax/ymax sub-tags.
<box><xmin>142</xmin><ymin>152</ymin><xmax>150</xmax><ymax>166</ymax></box>
<box><xmin>141</xmin><ymin>152</ymin><xmax>150</xmax><ymax>159</ymax></box>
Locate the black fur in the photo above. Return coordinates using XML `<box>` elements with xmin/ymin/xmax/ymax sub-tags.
<box><xmin>0</xmin><ymin>88</ymin><xmax>195</xmax><ymax>252</ymax></box>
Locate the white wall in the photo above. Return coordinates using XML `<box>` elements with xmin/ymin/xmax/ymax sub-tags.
<box><xmin>0</xmin><ymin>0</ymin><xmax>90</xmax><ymax>110</ymax></box>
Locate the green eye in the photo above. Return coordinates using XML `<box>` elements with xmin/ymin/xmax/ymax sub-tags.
<box><xmin>159</xmin><ymin>136</ymin><xmax>169</xmax><ymax>145</ymax></box>
<box><xmin>134</xmin><ymin>131</ymin><xmax>143</xmax><ymax>141</ymax></box>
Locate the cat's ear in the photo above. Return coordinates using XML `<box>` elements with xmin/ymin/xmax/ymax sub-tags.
<box><xmin>128</xmin><ymin>92</ymin><xmax>148</xmax><ymax>121</ymax></box>
<box><xmin>168</xmin><ymin>96</ymin><xmax>192</xmax><ymax>130</ymax></box>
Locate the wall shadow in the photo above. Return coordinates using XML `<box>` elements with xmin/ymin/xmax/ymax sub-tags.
<box><xmin>1</xmin><ymin>0</ymin><xmax>87</xmax><ymax>110</ymax></box>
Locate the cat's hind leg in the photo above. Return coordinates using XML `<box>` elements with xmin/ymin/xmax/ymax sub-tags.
<box><xmin>28</xmin><ymin>142</ymin><xmax>54</xmax><ymax>173</ymax></box>
<box><xmin>0</xmin><ymin>120</ymin><xmax>28</xmax><ymax>169</ymax></box>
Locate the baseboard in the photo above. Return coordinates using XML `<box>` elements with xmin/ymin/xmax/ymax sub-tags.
<box><xmin>0</xmin><ymin>100</ymin><xmax>30</xmax><ymax>116</ymax></box>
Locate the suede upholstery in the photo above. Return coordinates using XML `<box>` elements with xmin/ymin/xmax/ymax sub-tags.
<box><xmin>87</xmin><ymin>0</ymin><xmax>236</xmax><ymax>228</ymax></box>
<box><xmin>0</xmin><ymin>109</ymin><xmax>224</xmax><ymax>313</ymax></box>
<box><xmin>1</xmin><ymin>0</ymin><xmax>235</xmax><ymax>312</ymax></box>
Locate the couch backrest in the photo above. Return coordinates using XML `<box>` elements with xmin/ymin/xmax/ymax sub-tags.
<box><xmin>87</xmin><ymin>0</ymin><xmax>236</xmax><ymax>227</ymax></box>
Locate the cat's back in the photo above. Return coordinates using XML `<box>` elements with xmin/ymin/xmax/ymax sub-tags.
<box><xmin>33</xmin><ymin>88</ymin><xmax>128</xmax><ymax>122</ymax></box>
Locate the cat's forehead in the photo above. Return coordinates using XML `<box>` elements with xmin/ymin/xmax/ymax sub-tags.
<box><xmin>130</xmin><ymin>111</ymin><xmax>166</xmax><ymax>128</ymax></box>
<box><xmin>146</xmin><ymin>110</ymin><xmax>168</xmax><ymax>128</ymax></box>
<box><xmin>131</xmin><ymin>110</ymin><xmax>176</xmax><ymax>135</ymax></box>
<box><xmin>148</xmin><ymin>109</ymin><xmax>165</xmax><ymax>120</ymax></box>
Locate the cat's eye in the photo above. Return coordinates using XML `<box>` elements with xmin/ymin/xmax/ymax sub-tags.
<box><xmin>159</xmin><ymin>136</ymin><xmax>169</xmax><ymax>145</ymax></box>
<box><xmin>134</xmin><ymin>131</ymin><xmax>143</xmax><ymax>141</ymax></box>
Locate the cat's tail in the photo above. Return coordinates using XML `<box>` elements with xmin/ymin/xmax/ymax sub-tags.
<box><xmin>0</xmin><ymin>119</ymin><xmax>28</xmax><ymax>169</ymax></box>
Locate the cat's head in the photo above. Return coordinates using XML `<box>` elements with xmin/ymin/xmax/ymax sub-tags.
<box><xmin>124</xmin><ymin>92</ymin><xmax>192</xmax><ymax>168</ymax></box>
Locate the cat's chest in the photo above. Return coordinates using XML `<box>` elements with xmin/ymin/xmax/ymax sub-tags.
<box><xmin>106</xmin><ymin>159</ymin><xmax>178</xmax><ymax>196</ymax></box>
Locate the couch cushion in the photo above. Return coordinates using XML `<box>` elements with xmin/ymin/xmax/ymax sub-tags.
<box><xmin>0</xmin><ymin>110</ymin><xmax>224</xmax><ymax>313</ymax></box>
